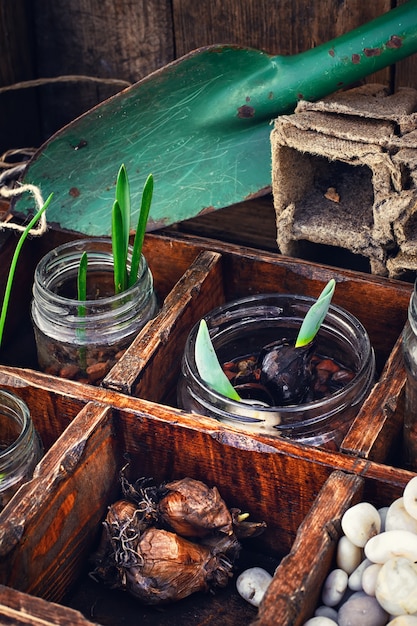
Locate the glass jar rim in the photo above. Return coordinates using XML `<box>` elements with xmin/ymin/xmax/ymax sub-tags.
<box><xmin>33</xmin><ymin>237</ymin><xmax>148</xmax><ymax>308</ymax></box>
<box><xmin>184</xmin><ymin>292</ymin><xmax>374</xmax><ymax>420</ymax></box>
<box><xmin>0</xmin><ymin>389</ymin><xmax>32</xmax><ymax>462</ymax></box>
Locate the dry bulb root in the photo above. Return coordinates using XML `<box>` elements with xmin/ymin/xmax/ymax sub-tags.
<box><xmin>90</xmin><ymin>472</ymin><xmax>266</xmax><ymax>605</ymax></box>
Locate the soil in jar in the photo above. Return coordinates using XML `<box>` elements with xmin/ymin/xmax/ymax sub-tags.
<box><xmin>221</xmin><ymin>340</ymin><xmax>355</xmax><ymax>418</ymax></box>
<box><xmin>34</xmin><ymin>329</ymin><xmax>130</xmax><ymax>385</ymax></box>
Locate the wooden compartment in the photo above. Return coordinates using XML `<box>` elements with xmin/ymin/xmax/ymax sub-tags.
<box><xmin>0</xmin><ymin>367</ymin><xmax>414</xmax><ymax>624</ymax></box>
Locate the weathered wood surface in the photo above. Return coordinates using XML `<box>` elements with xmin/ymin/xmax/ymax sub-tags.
<box><xmin>254</xmin><ymin>471</ymin><xmax>364</xmax><ymax>626</ymax></box>
<box><xmin>0</xmin><ymin>1</ymin><xmax>39</xmax><ymax>153</ymax></box>
<box><xmin>103</xmin><ymin>250</ymin><xmax>225</xmax><ymax>398</ymax></box>
<box><xmin>341</xmin><ymin>335</ymin><xmax>406</xmax><ymax>463</ymax></box>
<box><xmin>0</xmin><ymin>584</ymin><xmax>98</xmax><ymax>626</ymax></box>
<box><xmin>174</xmin><ymin>0</ymin><xmax>391</xmax><ymax>80</ymax></box>
<box><xmin>32</xmin><ymin>0</ymin><xmax>174</xmax><ymax>141</ymax></box>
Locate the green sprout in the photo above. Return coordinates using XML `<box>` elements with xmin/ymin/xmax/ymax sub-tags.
<box><xmin>77</xmin><ymin>251</ymin><xmax>88</xmax><ymax>316</ymax></box>
<box><xmin>112</xmin><ymin>164</ymin><xmax>153</xmax><ymax>294</ymax></box>
<box><xmin>195</xmin><ymin>279</ymin><xmax>336</xmax><ymax>402</ymax></box>
<box><xmin>195</xmin><ymin>319</ymin><xmax>242</xmax><ymax>402</ymax></box>
<box><xmin>76</xmin><ymin>250</ymin><xmax>88</xmax><ymax>369</ymax></box>
<box><xmin>0</xmin><ymin>193</ymin><xmax>53</xmax><ymax>348</ymax></box>
<box><xmin>78</xmin><ymin>164</ymin><xmax>153</xmax><ymax>300</ymax></box>
<box><xmin>295</xmin><ymin>279</ymin><xmax>336</xmax><ymax>348</ymax></box>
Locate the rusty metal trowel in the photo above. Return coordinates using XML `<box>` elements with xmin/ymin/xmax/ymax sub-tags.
<box><xmin>12</xmin><ymin>1</ymin><xmax>417</xmax><ymax>236</ymax></box>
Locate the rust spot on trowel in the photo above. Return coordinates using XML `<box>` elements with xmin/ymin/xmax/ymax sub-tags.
<box><xmin>69</xmin><ymin>187</ymin><xmax>81</xmax><ymax>198</ymax></box>
<box><xmin>364</xmin><ymin>47</ymin><xmax>382</xmax><ymax>57</ymax></box>
<box><xmin>237</xmin><ymin>105</ymin><xmax>255</xmax><ymax>118</ymax></box>
<box><xmin>351</xmin><ymin>54</ymin><xmax>361</xmax><ymax>64</ymax></box>
<box><xmin>328</xmin><ymin>48</ymin><xmax>335</xmax><ymax>57</ymax></box>
<box><xmin>386</xmin><ymin>35</ymin><xmax>403</xmax><ymax>49</ymax></box>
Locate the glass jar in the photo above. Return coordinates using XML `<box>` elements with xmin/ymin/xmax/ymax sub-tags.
<box><xmin>31</xmin><ymin>238</ymin><xmax>158</xmax><ymax>384</ymax></box>
<box><xmin>178</xmin><ymin>293</ymin><xmax>376</xmax><ymax>450</ymax></box>
<box><xmin>0</xmin><ymin>389</ymin><xmax>43</xmax><ymax>510</ymax></box>
<box><xmin>402</xmin><ymin>280</ymin><xmax>417</xmax><ymax>469</ymax></box>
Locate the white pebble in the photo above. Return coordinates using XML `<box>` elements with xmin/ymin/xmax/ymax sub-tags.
<box><xmin>365</xmin><ymin>530</ymin><xmax>417</xmax><ymax>563</ymax></box>
<box><xmin>403</xmin><ymin>476</ymin><xmax>417</xmax><ymax>521</ymax></box>
<box><xmin>338</xmin><ymin>591</ymin><xmax>388</xmax><ymax>626</ymax></box>
<box><xmin>337</xmin><ymin>535</ymin><xmax>363</xmax><ymax>574</ymax></box>
<box><xmin>341</xmin><ymin>502</ymin><xmax>381</xmax><ymax>548</ymax></box>
<box><xmin>375</xmin><ymin>557</ymin><xmax>417</xmax><ymax>616</ymax></box>
<box><xmin>322</xmin><ymin>568</ymin><xmax>348</xmax><ymax>606</ymax></box>
<box><xmin>348</xmin><ymin>557</ymin><xmax>372</xmax><ymax>591</ymax></box>
<box><xmin>385</xmin><ymin>498</ymin><xmax>417</xmax><ymax>534</ymax></box>
<box><xmin>361</xmin><ymin>562</ymin><xmax>382</xmax><ymax>596</ymax></box>
<box><xmin>315</xmin><ymin>605</ymin><xmax>339</xmax><ymax>620</ymax></box>
<box><xmin>236</xmin><ymin>567</ymin><xmax>272</xmax><ymax>607</ymax></box>
<box><xmin>387</xmin><ymin>617</ymin><xmax>417</xmax><ymax>625</ymax></box>
<box><xmin>303</xmin><ymin>618</ymin><xmax>338</xmax><ymax>626</ymax></box>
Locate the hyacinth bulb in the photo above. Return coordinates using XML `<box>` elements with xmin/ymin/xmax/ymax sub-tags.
<box><xmin>259</xmin><ymin>338</ymin><xmax>315</xmax><ymax>405</ymax></box>
<box><xmin>124</xmin><ymin>527</ymin><xmax>233</xmax><ymax>604</ymax></box>
<box><xmin>90</xmin><ymin>474</ymin><xmax>267</xmax><ymax>605</ymax></box>
<box><xmin>159</xmin><ymin>477</ymin><xmax>233</xmax><ymax>537</ymax></box>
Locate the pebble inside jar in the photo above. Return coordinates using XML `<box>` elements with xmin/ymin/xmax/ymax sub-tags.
<box><xmin>178</xmin><ymin>289</ymin><xmax>376</xmax><ymax>450</ymax></box>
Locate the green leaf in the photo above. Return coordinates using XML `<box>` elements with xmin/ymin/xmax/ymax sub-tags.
<box><xmin>195</xmin><ymin>319</ymin><xmax>242</xmax><ymax>401</ymax></box>
<box><xmin>111</xmin><ymin>199</ymin><xmax>128</xmax><ymax>293</ymax></box>
<box><xmin>0</xmin><ymin>193</ymin><xmax>53</xmax><ymax>348</ymax></box>
<box><xmin>295</xmin><ymin>279</ymin><xmax>336</xmax><ymax>348</ymax></box>
<box><xmin>129</xmin><ymin>173</ymin><xmax>153</xmax><ymax>287</ymax></box>
<box><xmin>115</xmin><ymin>163</ymin><xmax>130</xmax><ymax>259</ymax></box>
<box><xmin>76</xmin><ymin>250</ymin><xmax>88</xmax><ymax>369</ymax></box>
<box><xmin>77</xmin><ymin>251</ymin><xmax>88</xmax><ymax>317</ymax></box>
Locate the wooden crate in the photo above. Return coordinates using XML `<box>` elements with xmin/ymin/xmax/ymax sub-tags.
<box><xmin>0</xmin><ymin>229</ymin><xmax>414</xmax><ymax>624</ymax></box>
<box><xmin>0</xmin><ymin>368</ymin><xmax>414</xmax><ymax>625</ymax></box>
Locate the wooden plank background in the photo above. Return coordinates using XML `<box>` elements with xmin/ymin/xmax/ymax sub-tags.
<box><xmin>1</xmin><ymin>0</ymin><xmax>416</xmax><ymax>156</ymax></box>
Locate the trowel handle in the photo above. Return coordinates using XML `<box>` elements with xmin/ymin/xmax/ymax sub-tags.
<box><xmin>280</xmin><ymin>0</ymin><xmax>417</xmax><ymax>105</ymax></box>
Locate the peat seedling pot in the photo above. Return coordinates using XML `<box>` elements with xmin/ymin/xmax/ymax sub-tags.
<box><xmin>0</xmin><ymin>388</ymin><xmax>43</xmax><ymax>510</ymax></box>
<box><xmin>31</xmin><ymin>238</ymin><xmax>158</xmax><ymax>384</ymax></box>
<box><xmin>178</xmin><ymin>294</ymin><xmax>376</xmax><ymax>450</ymax></box>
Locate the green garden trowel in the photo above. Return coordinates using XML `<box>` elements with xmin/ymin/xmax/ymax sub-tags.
<box><xmin>12</xmin><ymin>1</ymin><xmax>417</xmax><ymax>236</ymax></box>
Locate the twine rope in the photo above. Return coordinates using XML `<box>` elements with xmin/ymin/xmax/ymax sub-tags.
<box><xmin>0</xmin><ymin>171</ymin><xmax>47</xmax><ymax>237</ymax></box>
<box><xmin>0</xmin><ymin>74</ymin><xmax>132</xmax><ymax>237</ymax></box>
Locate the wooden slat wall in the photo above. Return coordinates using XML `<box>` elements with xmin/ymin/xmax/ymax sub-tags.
<box><xmin>1</xmin><ymin>1</ymin><xmax>416</xmax><ymax>156</ymax></box>
<box><xmin>0</xmin><ymin>1</ymin><xmax>40</xmax><ymax>153</ymax></box>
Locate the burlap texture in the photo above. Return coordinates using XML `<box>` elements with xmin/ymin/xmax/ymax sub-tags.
<box><xmin>271</xmin><ymin>83</ymin><xmax>417</xmax><ymax>278</ymax></box>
